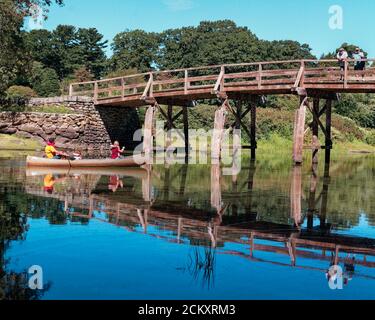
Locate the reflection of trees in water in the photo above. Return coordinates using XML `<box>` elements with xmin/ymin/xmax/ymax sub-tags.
<box><xmin>0</xmin><ymin>207</ymin><xmax>50</xmax><ymax>300</ymax></box>
<box><xmin>186</xmin><ymin>246</ymin><xmax>216</xmax><ymax>290</ymax></box>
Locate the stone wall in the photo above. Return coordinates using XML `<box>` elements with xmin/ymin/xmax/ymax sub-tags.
<box><xmin>0</xmin><ymin>96</ymin><xmax>141</xmax><ymax>152</ymax></box>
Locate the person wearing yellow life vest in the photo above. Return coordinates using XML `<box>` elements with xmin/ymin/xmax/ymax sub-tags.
<box><xmin>45</xmin><ymin>137</ymin><xmax>63</xmax><ymax>159</ymax></box>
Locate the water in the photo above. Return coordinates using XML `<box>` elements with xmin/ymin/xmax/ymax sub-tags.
<box><xmin>0</xmin><ymin>151</ymin><xmax>374</xmax><ymax>300</ymax></box>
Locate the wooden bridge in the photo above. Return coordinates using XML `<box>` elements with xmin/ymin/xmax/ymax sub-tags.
<box><xmin>70</xmin><ymin>58</ymin><xmax>375</xmax><ymax>164</ymax></box>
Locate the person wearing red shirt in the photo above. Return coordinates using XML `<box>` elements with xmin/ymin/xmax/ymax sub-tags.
<box><xmin>110</xmin><ymin>141</ymin><xmax>125</xmax><ymax>159</ymax></box>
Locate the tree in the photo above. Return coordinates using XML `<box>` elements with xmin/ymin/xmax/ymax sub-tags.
<box><xmin>72</xmin><ymin>66</ymin><xmax>94</xmax><ymax>82</ymax></box>
<box><xmin>30</xmin><ymin>61</ymin><xmax>60</xmax><ymax>96</ymax></box>
<box><xmin>0</xmin><ymin>0</ymin><xmax>63</xmax><ymax>95</ymax></box>
<box><xmin>263</xmin><ymin>40</ymin><xmax>314</xmax><ymax>61</ymax></box>
<box><xmin>0</xmin><ymin>1</ymin><xmax>27</xmax><ymax>95</ymax></box>
<box><xmin>52</xmin><ymin>24</ymin><xmax>80</xmax><ymax>78</ymax></box>
<box><xmin>75</xmin><ymin>28</ymin><xmax>108</xmax><ymax>78</ymax></box>
<box><xmin>24</xmin><ymin>25</ymin><xmax>108</xmax><ymax>80</ymax></box>
<box><xmin>24</xmin><ymin>29</ymin><xmax>62</xmax><ymax>73</ymax></box>
<box><xmin>110</xmin><ymin>29</ymin><xmax>159</xmax><ymax>73</ymax></box>
<box><xmin>156</xmin><ymin>20</ymin><xmax>315</xmax><ymax>70</ymax></box>
<box><xmin>158</xmin><ymin>20</ymin><xmax>262</xmax><ymax>69</ymax></box>
<box><xmin>6</xmin><ymin>85</ymin><xmax>37</xmax><ymax>99</ymax></box>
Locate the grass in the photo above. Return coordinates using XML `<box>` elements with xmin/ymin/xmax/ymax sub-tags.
<box><xmin>0</xmin><ymin>105</ymin><xmax>76</xmax><ymax>114</ymax></box>
<box><xmin>0</xmin><ymin>134</ymin><xmax>42</xmax><ymax>151</ymax></box>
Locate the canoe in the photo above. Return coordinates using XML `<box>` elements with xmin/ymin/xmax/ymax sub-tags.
<box><xmin>26</xmin><ymin>155</ymin><xmax>146</xmax><ymax>168</ymax></box>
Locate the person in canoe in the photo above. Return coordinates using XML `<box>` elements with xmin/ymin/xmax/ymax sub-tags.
<box><xmin>110</xmin><ymin>141</ymin><xmax>125</xmax><ymax>159</ymax></box>
<box><xmin>45</xmin><ymin>137</ymin><xmax>71</xmax><ymax>159</ymax></box>
<box><xmin>45</xmin><ymin>138</ymin><xmax>63</xmax><ymax>159</ymax></box>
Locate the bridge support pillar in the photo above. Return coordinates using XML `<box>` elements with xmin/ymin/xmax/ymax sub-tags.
<box><xmin>292</xmin><ymin>97</ymin><xmax>307</xmax><ymax>164</ymax></box>
<box><xmin>325</xmin><ymin>100</ymin><xmax>333</xmax><ymax>164</ymax></box>
<box><xmin>143</xmin><ymin>105</ymin><xmax>156</xmax><ymax>163</ymax></box>
<box><xmin>183</xmin><ymin>106</ymin><xmax>189</xmax><ymax>161</ymax></box>
<box><xmin>212</xmin><ymin>100</ymin><xmax>229</xmax><ymax>162</ymax></box>
<box><xmin>312</xmin><ymin>98</ymin><xmax>320</xmax><ymax>164</ymax></box>
<box><xmin>250</xmin><ymin>101</ymin><xmax>257</xmax><ymax>160</ymax></box>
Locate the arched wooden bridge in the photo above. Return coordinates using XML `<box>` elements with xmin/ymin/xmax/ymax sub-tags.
<box><xmin>70</xmin><ymin>59</ymin><xmax>375</xmax><ymax>164</ymax></box>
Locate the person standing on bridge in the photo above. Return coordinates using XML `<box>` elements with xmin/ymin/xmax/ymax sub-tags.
<box><xmin>337</xmin><ymin>48</ymin><xmax>348</xmax><ymax>80</ymax></box>
<box><xmin>353</xmin><ymin>48</ymin><xmax>366</xmax><ymax>78</ymax></box>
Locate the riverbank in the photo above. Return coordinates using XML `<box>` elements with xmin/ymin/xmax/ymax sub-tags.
<box><xmin>1</xmin><ymin>132</ymin><xmax>374</xmax><ymax>157</ymax></box>
<box><xmin>0</xmin><ymin>134</ymin><xmax>42</xmax><ymax>151</ymax></box>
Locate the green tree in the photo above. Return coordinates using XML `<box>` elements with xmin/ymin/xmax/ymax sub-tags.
<box><xmin>52</xmin><ymin>24</ymin><xmax>80</xmax><ymax>78</ymax></box>
<box><xmin>110</xmin><ymin>29</ymin><xmax>159</xmax><ymax>73</ymax></box>
<box><xmin>0</xmin><ymin>0</ymin><xmax>63</xmax><ymax>95</ymax></box>
<box><xmin>158</xmin><ymin>20</ymin><xmax>262</xmax><ymax>69</ymax></box>
<box><xmin>24</xmin><ymin>29</ymin><xmax>63</xmax><ymax>73</ymax></box>
<box><xmin>0</xmin><ymin>1</ymin><xmax>27</xmax><ymax>95</ymax></box>
<box><xmin>72</xmin><ymin>66</ymin><xmax>94</xmax><ymax>82</ymax></box>
<box><xmin>30</xmin><ymin>61</ymin><xmax>60</xmax><ymax>96</ymax></box>
<box><xmin>157</xmin><ymin>20</ymin><xmax>315</xmax><ymax>69</ymax></box>
<box><xmin>75</xmin><ymin>28</ymin><xmax>108</xmax><ymax>78</ymax></box>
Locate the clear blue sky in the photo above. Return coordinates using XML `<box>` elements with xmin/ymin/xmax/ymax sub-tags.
<box><xmin>29</xmin><ymin>0</ymin><xmax>375</xmax><ymax>58</ymax></box>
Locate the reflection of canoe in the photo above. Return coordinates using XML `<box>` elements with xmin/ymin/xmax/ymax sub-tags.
<box><xmin>25</xmin><ymin>167</ymin><xmax>148</xmax><ymax>179</ymax></box>
<box><xmin>26</xmin><ymin>155</ymin><xmax>145</xmax><ymax>168</ymax></box>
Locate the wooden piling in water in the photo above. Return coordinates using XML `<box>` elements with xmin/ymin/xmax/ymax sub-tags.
<box><xmin>143</xmin><ymin>105</ymin><xmax>156</xmax><ymax>163</ymax></box>
<box><xmin>211</xmin><ymin>100</ymin><xmax>228</xmax><ymax>162</ymax></box>
<box><xmin>250</xmin><ymin>101</ymin><xmax>257</xmax><ymax>160</ymax></box>
<box><xmin>325</xmin><ymin>100</ymin><xmax>332</xmax><ymax>164</ymax></box>
<box><xmin>292</xmin><ymin>97</ymin><xmax>307</xmax><ymax>164</ymax></box>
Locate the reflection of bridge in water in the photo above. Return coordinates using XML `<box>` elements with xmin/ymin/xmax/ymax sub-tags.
<box><xmin>25</xmin><ymin>163</ymin><xmax>375</xmax><ymax>276</ymax></box>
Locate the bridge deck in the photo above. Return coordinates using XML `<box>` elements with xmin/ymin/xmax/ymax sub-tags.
<box><xmin>70</xmin><ymin>59</ymin><xmax>375</xmax><ymax>107</ymax></box>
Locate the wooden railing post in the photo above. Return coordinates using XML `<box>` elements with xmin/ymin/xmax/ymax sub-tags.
<box><xmin>141</xmin><ymin>73</ymin><xmax>154</xmax><ymax>100</ymax></box>
<box><xmin>220</xmin><ymin>65</ymin><xmax>225</xmax><ymax>91</ymax></box>
<box><xmin>69</xmin><ymin>84</ymin><xmax>74</xmax><ymax>96</ymax></box>
<box><xmin>300</xmin><ymin>60</ymin><xmax>305</xmax><ymax>87</ymax></box>
<box><xmin>258</xmin><ymin>64</ymin><xmax>262</xmax><ymax>88</ymax></box>
<box><xmin>184</xmin><ymin>69</ymin><xmax>188</xmax><ymax>94</ymax></box>
<box><xmin>94</xmin><ymin>82</ymin><xmax>98</xmax><ymax>102</ymax></box>
<box><xmin>344</xmin><ymin>60</ymin><xmax>348</xmax><ymax>88</ymax></box>
<box><xmin>121</xmin><ymin>78</ymin><xmax>125</xmax><ymax>98</ymax></box>
<box><xmin>149</xmin><ymin>72</ymin><xmax>154</xmax><ymax>97</ymax></box>
<box><xmin>213</xmin><ymin>66</ymin><xmax>225</xmax><ymax>94</ymax></box>
<box><xmin>293</xmin><ymin>60</ymin><xmax>305</xmax><ymax>89</ymax></box>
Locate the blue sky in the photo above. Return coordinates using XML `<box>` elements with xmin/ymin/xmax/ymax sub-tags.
<box><xmin>28</xmin><ymin>0</ymin><xmax>375</xmax><ymax>58</ymax></box>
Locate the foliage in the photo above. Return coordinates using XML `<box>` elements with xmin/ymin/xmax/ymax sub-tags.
<box><xmin>6</xmin><ymin>85</ymin><xmax>37</xmax><ymax>99</ymax></box>
<box><xmin>24</xmin><ymin>25</ymin><xmax>108</xmax><ymax>79</ymax></box>
<box><xmin>110</xmin><ymin>30</ymin><xmax>160</xmax><ymax>73</ymax></box>
<box><xmin>365</xmin><ymin>130</ymin><xmax>375</xmax><ymax>146</ymax></box>
<box><xmin>0</xmin><ymin>0</ymin><xmax>63</xmax><ymax>96</ymax></box>
<box><xmin>334</xmin><ymin>94</ymin><xmax>375</xmax><ymax>128</ymax></box>
<box><xmin>29</xmin><ymin>61</ymin><xmax>60</xmax><ymax>96</ymax></box>
<box><xmin>0</xmin><ymin>1</ymin><xmax>28</xmax><ymax>95</ymax></box>
<box><xmin>72</xmin><ymin>67</ymin><xmax>94</xmax><ymax>83</ymax></box>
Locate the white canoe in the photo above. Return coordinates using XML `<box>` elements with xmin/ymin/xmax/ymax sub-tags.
<box><xmin>26</xmin><ymin>155</ymin><xmax>146</xmax><ymax>168</ymax></box>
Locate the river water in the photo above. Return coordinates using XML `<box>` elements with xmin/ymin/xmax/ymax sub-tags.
<box><xmin>0</xmin><ymin>151</ymin><xmax>374</xmax><ymax>300</ymax></box>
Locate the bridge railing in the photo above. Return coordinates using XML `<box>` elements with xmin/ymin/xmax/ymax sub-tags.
<box><xmin>69</xmin><ymin>59</ymin><xmax>375</xmax><ymax>103</ymax></box>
